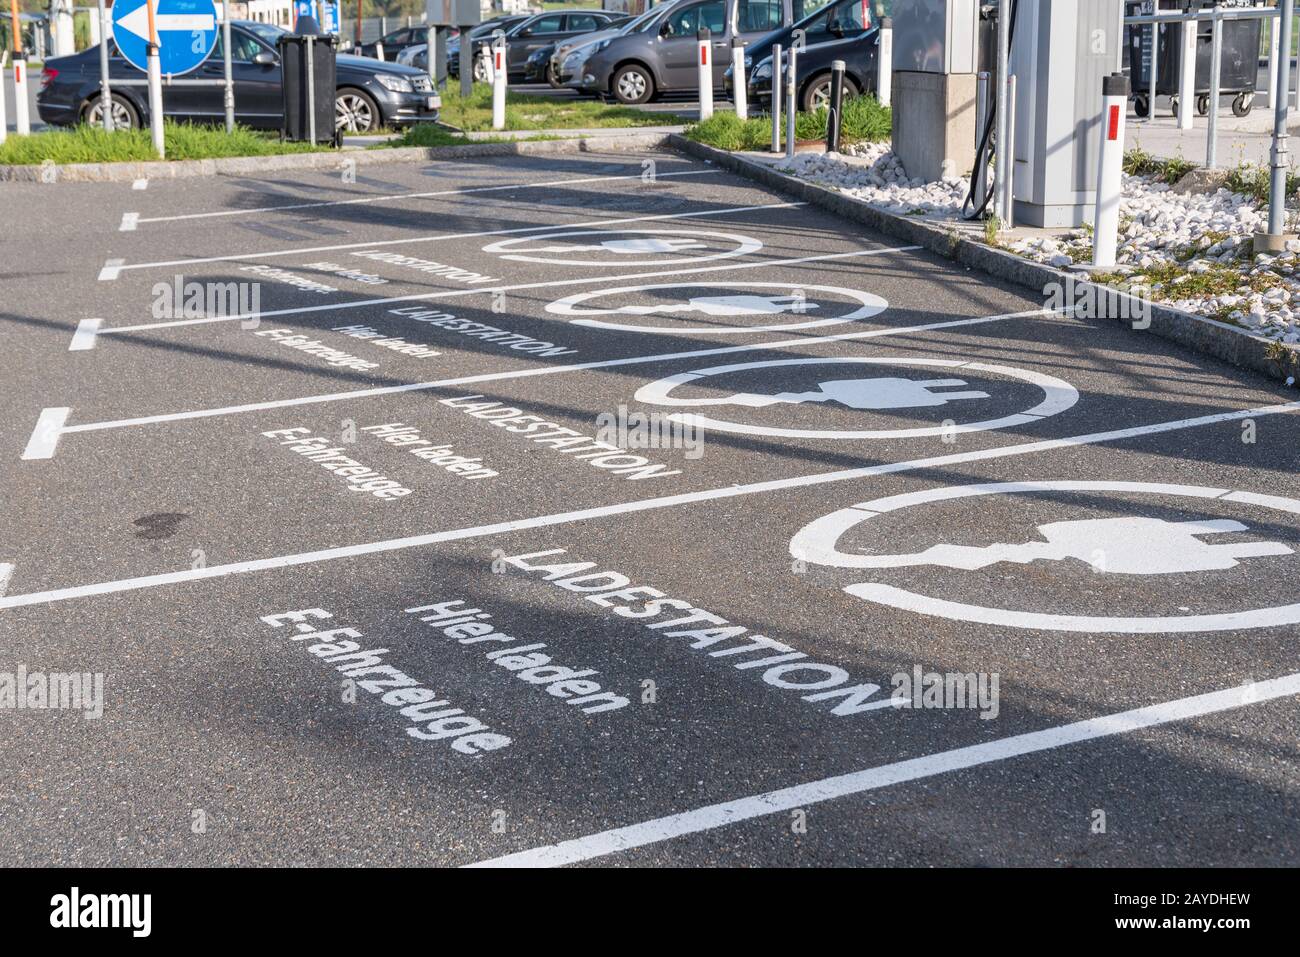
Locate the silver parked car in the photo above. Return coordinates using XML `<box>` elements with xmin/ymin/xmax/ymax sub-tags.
<box><xmin>579</xmin><ymin>0</ymin><xmax>825</xmax><ymax>103</ymax></box>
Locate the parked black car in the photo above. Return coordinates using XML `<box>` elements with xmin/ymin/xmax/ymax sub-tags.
<box><xmin>36</xmin><ymin>20</ymin><xmax>438</xmax><ymax>134</ymax></box>
<box><xmin>356</xmin><ymin>25</ymin><xmax>429</xmax><ymax>60</ymax></box>
<box><xmin>730</xmin><ymin>0</ymin><xmax>885</xmax><ymax>111</ymax></box>
<box><xmin>408</xmin><ymin>15</ymin><xmax>530</xmax><ymax>75</ymax></box>
<box><xmin>455</xmin><ymin>9</ymin><xmax>626</xmax><ymax>83</ymax></box>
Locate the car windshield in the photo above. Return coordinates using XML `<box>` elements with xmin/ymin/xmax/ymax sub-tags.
<box><xmin>243</xmin><ymin>22</ymin><xmax>287</xmax><ymax>46</ymax></box>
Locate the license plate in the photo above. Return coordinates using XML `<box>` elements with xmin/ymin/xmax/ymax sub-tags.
<box><xmin>427</xmin><ymin>96</ymin><xmax>441</xmax><ymax>110</ymax></box>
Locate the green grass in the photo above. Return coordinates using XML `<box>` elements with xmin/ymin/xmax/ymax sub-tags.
<box><xmin>685</xmin><ymin>94</ymin><xmax>890</xmax><ymax>151</ymax></box>
<box><xmin>437</xmin><ymin>84</ymin><xmax>688</xmax><ymax>132</ymax></box>
<box><xmin>0</xmin><ymin>122</ymin><xmax>328</xmax><ymax>165</ymax></box>
<box><xmin>794</xmin><ymin>94</ymin><xmax>891</xmax><ymax>144</ymax></box>
<box><xmin>1122</xmin><ymin>146</ymin><xmax>1196</xmax><ymax>184</ymax></box>
<box><xmin>683</xmin><ymin>112</ymin><xmax>778</xmax><ymax>151</ymax></box>
<box><xmin>1223</xmin><ymin>161</ymin><xmax>1300</xmax><ymax>207</ymax></box>
<box><xmin>381</xmin><ymin>125</ymin><xmax>561</xmax><ymax>148</ymax></box>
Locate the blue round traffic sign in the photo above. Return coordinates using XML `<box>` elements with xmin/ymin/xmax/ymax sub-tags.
<box><xmin>112</xmin><ymin>0</ymin><xmax>218</xmax><ymax>76</ymax></box>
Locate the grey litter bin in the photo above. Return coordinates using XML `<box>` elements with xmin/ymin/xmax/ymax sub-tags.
<box><xmin>279</xmin><ymin>21</ymin><xmax>339</xmax><ymax>146</ymax></box>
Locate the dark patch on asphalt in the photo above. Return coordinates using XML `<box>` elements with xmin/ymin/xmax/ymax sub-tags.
<box><xmin>132</xmin><ymin>512</ymin><xmax>189</xmax><ymax>540</ymax></box>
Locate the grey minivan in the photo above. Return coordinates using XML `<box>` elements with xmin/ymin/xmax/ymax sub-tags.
<box><xmin>580</xmin><ymin>0</ymin><xmax>814</xmax><ymax>104</ymax></box>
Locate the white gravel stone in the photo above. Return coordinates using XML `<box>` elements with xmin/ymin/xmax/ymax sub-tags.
<box><xmin>775</xmin><ymin>146</ymin><xmax>1298</xmax><ymax>341</ymax></box>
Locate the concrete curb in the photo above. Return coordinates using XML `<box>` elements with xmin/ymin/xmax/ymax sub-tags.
<box><xmin>0</xmin><ymin>131</ymin><xmax>673</xmax><ymax>184</ymax></box>
<box><xmin>670</xmin><ymin>134</ymin><xmax>1300</xmax><ymax>386</ymax></box>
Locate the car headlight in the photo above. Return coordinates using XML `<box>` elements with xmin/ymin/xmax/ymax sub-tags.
<box><xmin>752</xmin><ymin>58</ymin><xmax>772</xmax><ymax>81</ymax></box>
<box><xmin>377</xmin><ymin>73</ymin><xmax>415</xmax><ymax>93</ymax></box>
<box><xmin>564</xmin><ymin>50</ymin><xmax>586</xmax><ymax>68</ymax></box>
<box><xmin>590</xmin><ymin>38</ymin><xmax>611</xmax><ymax>54</ymax></box>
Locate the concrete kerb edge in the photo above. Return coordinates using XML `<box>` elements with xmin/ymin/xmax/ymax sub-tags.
<box><xmin>0</xmin><ymin>131</ymin><xmax>673</xmax><ymax>184</ymax></box>
<box><xmin>669</xmin><ymin>133</ymin><xmax>1300</xmax><ymax>386</ymax></box>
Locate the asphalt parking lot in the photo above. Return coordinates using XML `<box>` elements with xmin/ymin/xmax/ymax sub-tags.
<box><xmin>1</xmin><ymin>148</ymin><xmax>1298</xmax><ymax>867</ymax></box>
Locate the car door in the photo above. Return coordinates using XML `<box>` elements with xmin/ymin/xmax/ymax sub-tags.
<box><xmin>728</xmin><ymin>0</ymin><xmax>785</xmax><ymax>83</ymax></box>
<box><xmin>657</xmin><ymin>0</ymin><xmax>726</xmax><ymax>91</ymax></box>
<box><xmin>509</xmin><ymin>14</ymin><xmax>565</xmax><ymax>73</ymax></box>
<box><xmin>181</xmin><ymin>28</ymin><xmax>284</xmax><ymax>128</ymax></box>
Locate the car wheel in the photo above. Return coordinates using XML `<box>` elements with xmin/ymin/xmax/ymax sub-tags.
<box><xmin>612</xmin><ymin>63</ymin><xmax>653</xmax><ymax>104</ymax></box>
<box><xmin>472</xmin><ymin>56</ymin><xmax>490</xmax><ymax>82</ymax></box>
<box><xmin>335</xmin><ymin>88</ymin><xmax>380</xmax><ymax>134</ymax></box>
<box><xmin>547</xmin><ymin>63</ymin><xmax>562</xmax><ymax>89</ymax></box>
<box><xmin>802</xmin><ymin>73</ymin><xmax>858</xmax><ymax>113</ymax></box>
<box><xmin>81</xmin><ymin>93</ymin><xmax>139</xmax><ymax>130</ymax></box>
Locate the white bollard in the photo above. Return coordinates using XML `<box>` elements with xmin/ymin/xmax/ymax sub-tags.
<box><xmin>1177</xmin><ymin>17</ymin><xmax>1196</xmax><ymax>129</ymax></box>
<box><xmin>13</xmin><ymin>54</ymin><xmax>30</xmax><ymax>135</ymax></box>
<box><xmin>0</xmin><ymin>53</ymin><xmax>7</xmax><ymax>145</ymax></box>
<box><xmin>491</xmin><ymin>34</ymin><xmax>507</xmax><ymax>130</ymax></box>
<box><xmin>147</xmin><ymin>44</ymin><xmax>164</xmax><ymax>158</ymax></box>
<box><xmin>1092</xmin><ymin>73</ymin><xmax>1128</xmax><ymax>269</ymax></box>
<box><xmin>697</xmin><ymin>28</ymin><xmax>713</xmax><ymax>121</ymax></box>
<box><xmin>876</xmin><ymin>16</ymin><xmax>892</xmax><ymax>106</ymax></box>
<box><xmin>376</xmin><ymin>42</ymin><xmax>385</xmax><ymax>61</ymax></box>
<box><xmin>784</xmin><ymin>42</ymin><xmax>797</xmax><ymax>160</ymax></box>
<box><xmin>770</xmin><ymin>44</ymin><xmax>782</xmax><ymax>153</ymax></box>
<box><xmin>1003</xmin><ymin>73</ymin><xmax>1016</xmax><ymax>228</ymax></box>
<box><xmin>731</xmin><ymin>37</ymin><xmax>746</xmax><ymax>120</ymax></box>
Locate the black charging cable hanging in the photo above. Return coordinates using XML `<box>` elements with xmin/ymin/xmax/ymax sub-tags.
<box><xmin>963</xmin><ymin>0</ymin><xmax>1019</xmax><ymax>221</ymax></box>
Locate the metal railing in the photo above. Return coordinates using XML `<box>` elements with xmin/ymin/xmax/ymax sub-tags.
<box><xmin>1123</xmin><ymin>4</ymin><xmax>1283</xmax><ymax>169</ymax></box>
<box><xmin>1126</xmin><ymin>1</ymin><xmax>1296</xmax><ymax>245</ymax></box>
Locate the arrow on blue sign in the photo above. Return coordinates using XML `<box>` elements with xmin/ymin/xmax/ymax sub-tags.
<box><xmin>112</xmin><ymin>0</ymin><xmax>218</xmax><ymax>76</ymax></box>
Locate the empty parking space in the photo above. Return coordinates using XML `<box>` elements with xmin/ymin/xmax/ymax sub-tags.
<box><xmin>2</xmin><ymin>147</ymin><xmax>1298</xmax><ymax>869</ymax></box>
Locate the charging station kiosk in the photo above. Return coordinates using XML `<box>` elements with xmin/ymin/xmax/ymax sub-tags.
<box><xmin>1008</xmin><ymin>0</ymin><xmax>1125</xmax><ymax>226</ymax></box>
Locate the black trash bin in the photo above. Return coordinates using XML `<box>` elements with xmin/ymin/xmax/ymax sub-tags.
<box><xmin>1126</xmin><ymin>0</ymin><xmax>1261</xmax><ymax>118</ymax></box>
<box><xmin>279</xmin><ymin>20</ymin><xmax>339</xmax><ymax>146</ymax></box>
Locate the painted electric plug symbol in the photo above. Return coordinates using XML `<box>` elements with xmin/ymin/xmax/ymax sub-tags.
<box><xmin>847</xmin><ymin>517</ymin><xmax>1294</xmax><ymax>574</ymax></box>
<box><xmin>615</xmin><ymin>294</ymin><xmax>818</xmax><ymax>317</ymax></box>
<box><xmin>530</xmin><ymin>238</ymin><xmax>709</xmax><ymax>254</ymax></box>
<box><xmin>682</xmin><ymin>377</ymin><xmax>990</xmax><ymax>410</ymax></box>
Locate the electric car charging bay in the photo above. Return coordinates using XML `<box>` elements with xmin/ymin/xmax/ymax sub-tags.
<box><xmin>2</xmin><ymin>151</ymin><xmax>1299</xmax><ymax>867</ymax></box>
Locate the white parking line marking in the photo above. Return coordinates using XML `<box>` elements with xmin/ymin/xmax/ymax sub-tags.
<box><xmin>467</xmin><ymin>672</ymin><xmax>1300</xmax><ymax>867</ymax></box>
<box><xmin>98</xmin><ymin>242</ymin><xmax>917</xmax><ymax>337</ymax></box>
<box><xmin>132</xmin><ymin>178</ymin><xmax>148</xmax><ymax>190</ymax></box>
<box><xmin>134</xmin><ymin>168</ymin><xmax>721</xmax><ymax>226</ymax></box>
<box><xmin>0</xmin><ymin>564</ymin><xmax>12</xmax><ymax>598</ymax></box>
<box><xmin>119</xmin><ymin>213</ymin><xmax>139</xmax><ymax>232</ymax></box>
<box><xmin>4</xmin><ymin>398</ymin><xmax>1296</xmax><ymax>610</ymax></box>
<box><xmin>69</xmin><ymin>318</ymin><xmax>102</xmax><ymax>351</ymax></box>
<box><xmin>98</xmin><ymin>259</ymin><xmax>125</xmax><ymax>281</ymax></box>
<box><xmin>99</xmin><ymin>201</ymin><xmax>805</xmax><ymax>279</ymax></box>
<box><xmin>63</xmin><ymin>306</ymin><xmax>1024</xmax><ymax>436</ymax></box>
<box><xmin>21</xmin><ymin>408</ymin><xmax>70</xmax><ymax>461</ymax></box>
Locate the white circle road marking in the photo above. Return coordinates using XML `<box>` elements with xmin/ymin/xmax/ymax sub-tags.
<box><xmin>482</xmin><ymin>229</ymin><xmax>762</xmax><ymax>267</ymax></box>
<box><xmin>545</xmin><ymin>282</ymin><xmax>888</xmax><ymax>334</ymax></box>
<box><xmin>789</xmin><ymin>480</ymin><xmax>1300</xmax><ymax>633</ymax></box>
<box><xmin>632</xmin><ymin>358</ymin><xmax>1079</xmax><ymax>439</ymax></box>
